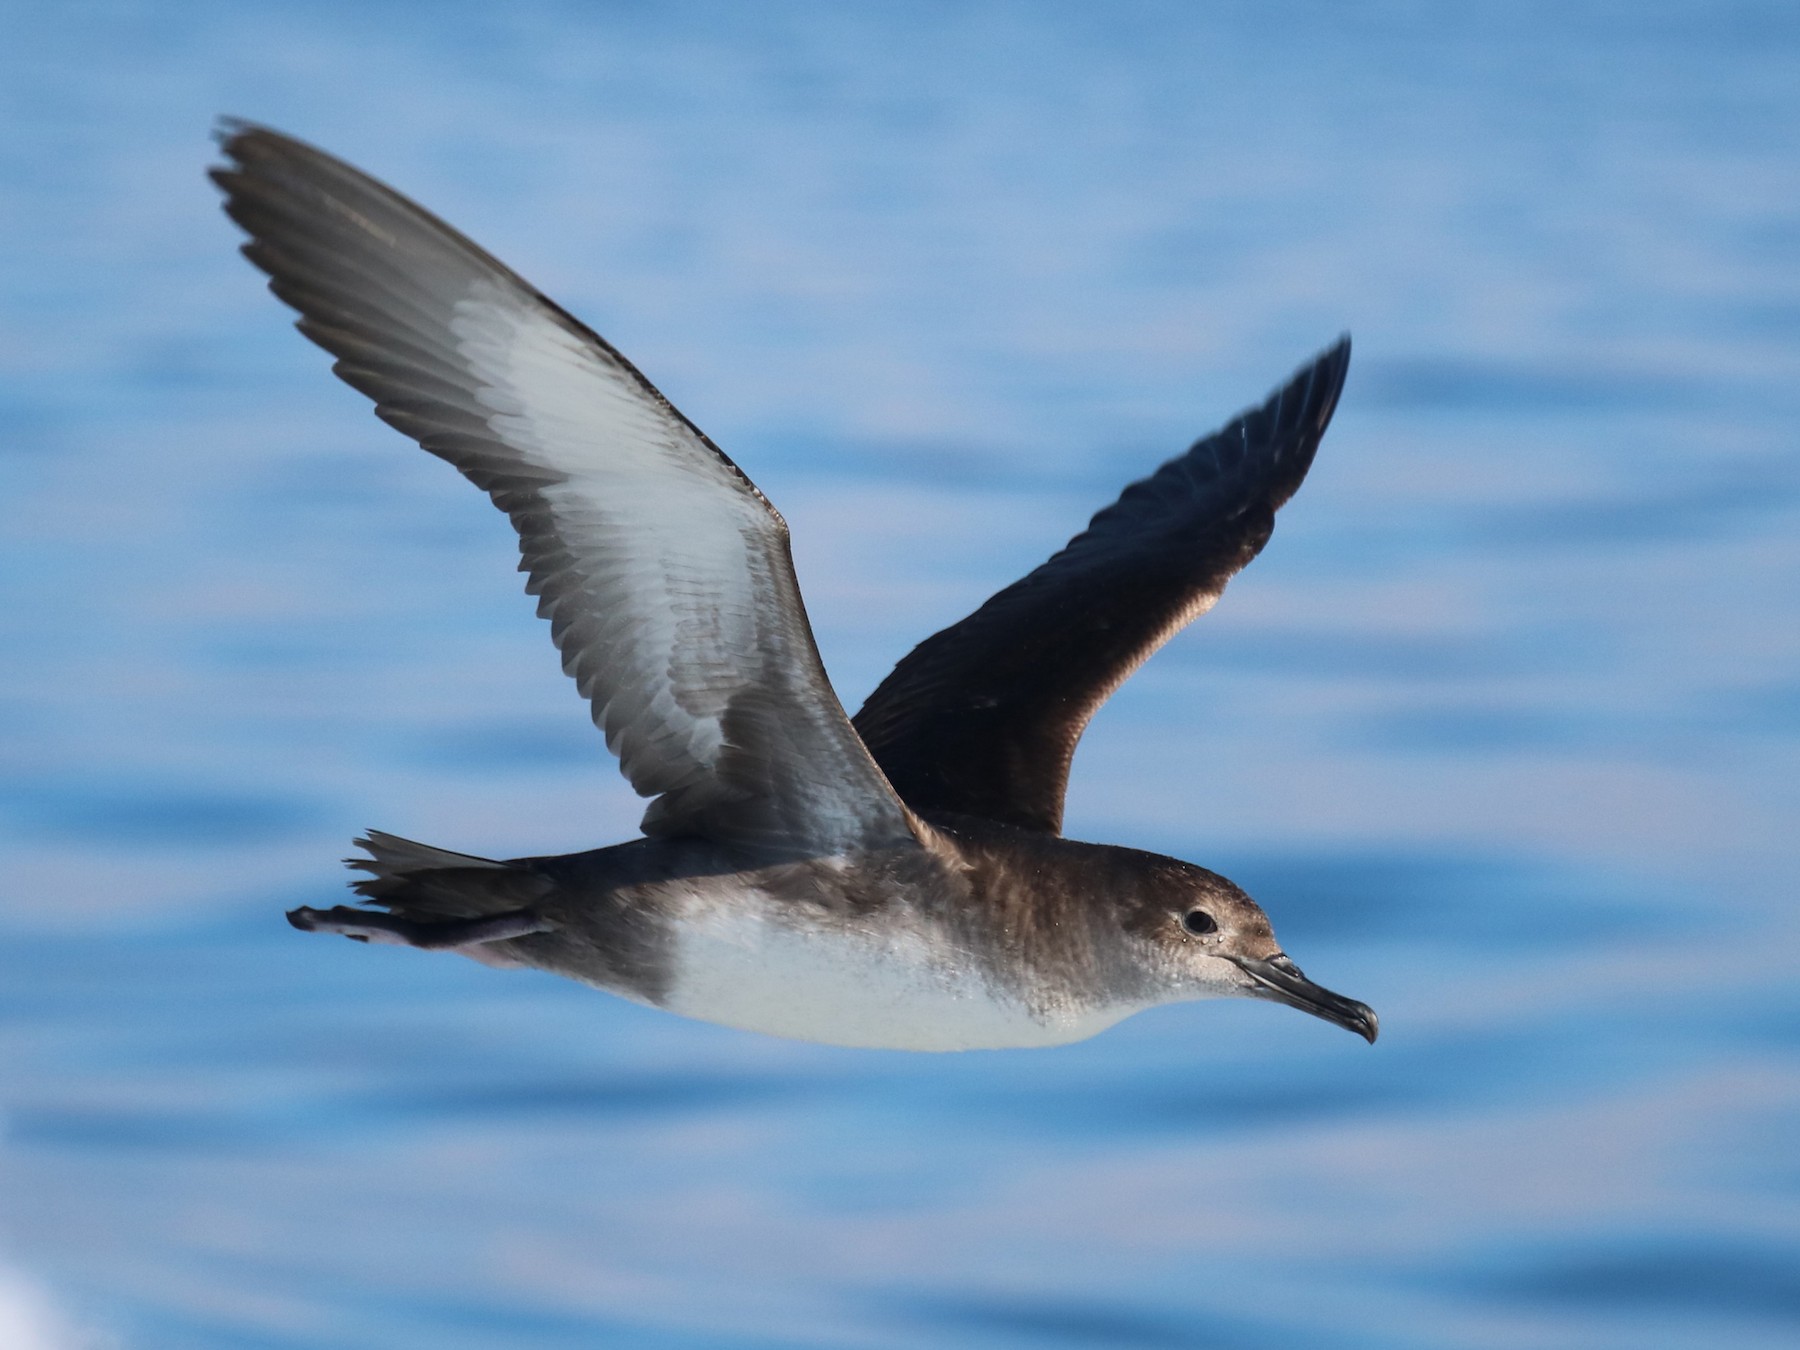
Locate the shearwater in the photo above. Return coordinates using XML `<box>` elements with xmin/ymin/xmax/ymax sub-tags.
<box><xmin>214</xmin><ymin>122</ymin><xmax>1377</xmax><ymax>1051</ymax></box>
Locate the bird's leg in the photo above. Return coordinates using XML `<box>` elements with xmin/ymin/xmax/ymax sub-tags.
<box><xmin>286</xmin><ymin>905</ymin><xmax>553</xmax><ymax>949</ymax></box>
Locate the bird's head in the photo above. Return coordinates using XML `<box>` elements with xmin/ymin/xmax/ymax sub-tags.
<box><xmin>1116</xmin><ymin>857</ymin><xmax>1378</xmax><ymax>1043</ymax></box>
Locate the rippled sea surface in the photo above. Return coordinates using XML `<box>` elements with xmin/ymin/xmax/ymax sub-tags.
<box><xmin>4</xmin><ymin>3</ymin><xmax>1798</xmax><ymax>1346</ymax></box>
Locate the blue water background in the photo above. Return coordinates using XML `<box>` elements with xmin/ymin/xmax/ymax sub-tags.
<box><xmin>3</xmin><ymin>2</ymin><xmax>1798</xmax><ymax>1346</ymax></box>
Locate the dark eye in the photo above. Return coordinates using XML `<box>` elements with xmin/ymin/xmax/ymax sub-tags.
<box><xmin>1182</xmin><ymin>910</ymin><xmax>1217</xmax><ymax>936</ymax></box>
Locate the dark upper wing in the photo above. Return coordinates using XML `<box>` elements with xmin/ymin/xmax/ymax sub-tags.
<box><xmin>852</xmin><ymin>340</ymin><xmax>1350</xmax><ymax>834</ymax></box>
<box><xmin>213</xmin><ymin>122</ymin><xmax>917</xmax><ymax>856</ymax></box>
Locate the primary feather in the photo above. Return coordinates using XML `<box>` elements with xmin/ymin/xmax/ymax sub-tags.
<box><xmin>213</xmin><ymin>122</ymin><xmax>916</xmax><ymax>857</ymax></box>
<box><xmin>853</xmin><ymin>340</ymin><xmax>1349</xmax><ymax>834</ymax></box>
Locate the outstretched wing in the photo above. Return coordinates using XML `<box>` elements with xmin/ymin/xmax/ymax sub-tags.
<box><xmin>213</xmin><ymin>123</ymin><xmax>916</xmax><ymax>856</ymax></box>
<box><xmin>852</xmin><ymin>340</ymin><xmax>1350</xmax><ymax>835</ymax></box>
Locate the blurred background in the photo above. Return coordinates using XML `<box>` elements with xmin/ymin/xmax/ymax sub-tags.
<box><xmin>3</xmin><ymin>1</ymin><xmax>1797</xmax><ymax>1346</ymax></box>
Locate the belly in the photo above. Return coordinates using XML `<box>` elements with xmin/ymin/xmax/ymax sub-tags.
<box><xmin>657</xmin><ymin>895</ymin><xmax>1135</xmax><ymax>1051</ymax></box>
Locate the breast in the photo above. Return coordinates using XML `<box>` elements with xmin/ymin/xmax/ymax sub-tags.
<box><xmin>656</xmin><ymin>888</ymin><xmax>1138</xmax><ymax>1051</ymax></box>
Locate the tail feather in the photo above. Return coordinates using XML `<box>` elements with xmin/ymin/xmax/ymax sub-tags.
<box><xmin>348</xmin><ymin>830</ymin><xmax>552</xmax><ymax>919</ymax></box>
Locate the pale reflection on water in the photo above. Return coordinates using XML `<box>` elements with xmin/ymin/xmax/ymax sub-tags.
<box><xmin>3</xmin><ymin>2</ymin><xmax>1798</xmax><ymax>1347</ymax></box>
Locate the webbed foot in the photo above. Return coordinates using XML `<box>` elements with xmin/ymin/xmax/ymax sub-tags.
<box><xmin>286</xmin><ymin>905</ymin><xmax>553</xmax><ymax>949</ymax></box>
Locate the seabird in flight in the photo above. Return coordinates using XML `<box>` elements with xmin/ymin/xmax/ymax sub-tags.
<box><xmin>213</xmin><ymin>122</ymin><xmax>1375</xmax><ymax>1051</ymax></box>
